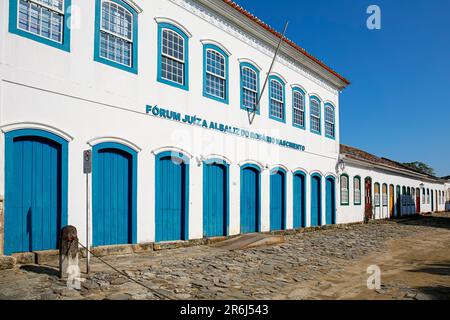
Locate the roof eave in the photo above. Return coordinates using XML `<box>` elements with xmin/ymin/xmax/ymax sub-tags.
<box><xmin>196</xmin><ymin>0</ymin><xmax>350</xmax><ymax>91</ymax></box>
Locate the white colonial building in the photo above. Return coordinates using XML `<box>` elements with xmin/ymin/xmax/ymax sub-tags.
<box><xmin>0</xmin><ymin>0</ymin><xmax>446</xmax><ymax>257</ymax></box>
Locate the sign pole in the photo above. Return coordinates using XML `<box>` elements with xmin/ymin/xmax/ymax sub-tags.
<box><xmin>83</xmin><ymin>150</ymin><xmax>92</xmax><ymax>274</ymax></box>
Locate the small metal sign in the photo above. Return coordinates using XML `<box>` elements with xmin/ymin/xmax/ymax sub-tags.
<box><xmin>83</xmin><ymin>150</ymin><xmax>92</xmax><ymax>174</ymax></box>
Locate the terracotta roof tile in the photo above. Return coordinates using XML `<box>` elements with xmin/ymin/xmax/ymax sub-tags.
<box><xmin>340</xmin><ymin>144</ymin><xmax>441</xmax><ymax>180</ymax></box>
<box><xmin>222</xmin><ymin>0</ymin><xmax>350</xmax><ymax>87</ymax></box>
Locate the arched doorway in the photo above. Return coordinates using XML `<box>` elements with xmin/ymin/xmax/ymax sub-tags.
<box><xmin>4</xmin><ymin>129</ymin><xmax>68</xmax><ymax>255</ymax></box>
<box><xmin>364</xmin><ymin>177</ymin><xmax>372</xmax><ymax>222</ymax></box>
<box><xmin>155</xmin><ymin>151</ymin><xmax>189</xmax><ymax>242</ymax></box>
<box><xmin>293</xmin><ymin>171</ymin><xmax>306</xmax><ymax>228</ymax></box>
<box><xmin>270</xmin><ymin>168</ymin><xmax>286</xmax><ymax>231</ymax></box>
<box><xmin>93</xmin><ymin>142</ymin><xmax>137</xmax><ymax>246</ymax></box>
<box><xmin>416</xmin><ymin>188</ymin><xmax>421</xmax><ymax>213</ymax></box>
<box><xmin>240</xmin><ymin>164</ymin><xmax>261</xmax><ymax>234</ymax></box>
<box><xmin>389</xmin><ymin>185</ymin><xmax>395</xmax><ymax>218</ymax></box>
<box><xmin>203</xmin><ymin>159</ymin><xmax>229</xmax><ymax>237</ymax></box>
<box><xmin>325</xmin><ymin>176</ymin><xmax>336</xmax><ymax>225</ymax></box>
<box><xmin>311</xmin><ymin>173</ymin><xmax>322</xmax><ymax>227</ymax></box>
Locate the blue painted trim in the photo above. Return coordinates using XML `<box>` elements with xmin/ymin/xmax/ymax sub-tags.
<box><xmin>9</xmin><ymin>0</ymin><xmax>72</xmax><ymax>52</ymax></box>
<box><xmin>326</xmin><ymin>176</ymin><xmax>336</xmax><ymax>225</ymax></box>
<box><xmin>92</xmin><ymin>142</ymin><xmax>138</xmax><ymax>245</ymax></box>
<box><xmin>93</xmin><ymin>0</ymin><xmax>138</xmax><ymax>74</ymax></box>
<box><xmin>293</xmin><ymin>170</ymin><xmax>307</xmax><ymax>229</ymax></box>
<box><xmin>155</xmin><ymin>151</ymin><xmax>190</xmax><ymax>241</ymax></box>
<box><xmin>4</xmin><ymin>129</ymin><xmax>69</xmax><ymax>255</ymax></box>
<box><xmin>268</xmin><ymin>75</ymin><xmax>286</xmax><ymax>123</ymax></box>
<box><xmin>311</xmin><ymin>173</ymin><xmax>322</xmax><ymax>227</ymax></box>
<box><xmin>240</xmin><ymin>163</ymin><xmax>262</xmax><ymax>233</ymax></box>
<box><xmin>239</xmin><ymin>62</ymin><xmax>260</xmax><ymax>115</ymax></box>
<box><xmin>324</xmin><ymin>102</ymin><xmax>336</xmax><ymax>140</ymax></box>
<box><xmin>157</xmin><ymin>22</ymin><xmax>189</xmax><ymax>91</ymax></box>
<box><xmin>202</xmin><ymin>158</ymin><xmax>230</xmax><ymax>237</ymax></box>
<box><xmin>354</xmin><ymin>175</ymin><xmax>362</xmax><ymax>205</ymax></box>
<box><xmin>292</xmin><ymin>87</ymin><xmax>306</xmax><ymax>130</ymax></box>
<box><xmin>309</xmin><ymin>95</ymin><xmax>322</xmax><ymax>135</ymax></box>
<box><xmin>203</xmin><ymin>43</ymin><xmax>229</xmax><ymax>104</ymax></box>
<box><xmin>270</xmin><ymin>167</ymin><xmax>287</xmax><ymax>231</ymax></box>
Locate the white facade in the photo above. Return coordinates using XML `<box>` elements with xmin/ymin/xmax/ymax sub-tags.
<box><xmin>0</xmin><ymin>0</ymin><xmax>446</xmax><ymax>255</ymax></box>
<box><xmin>337</xmin><ymin>158</ymin><xmax>447</xmax><ymax>225</ymax></box>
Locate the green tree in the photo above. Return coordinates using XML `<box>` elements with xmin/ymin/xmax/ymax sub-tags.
<box><xmin>402</xmin><ymin>162</ymin><xmax>435</xmax><ymax>176</ymax></box>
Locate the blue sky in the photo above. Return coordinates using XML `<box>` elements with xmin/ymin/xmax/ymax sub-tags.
<box><xmin>233</xmin><ymin>0</ymin><xmax>450</xmax><ymax>176</ymax></box>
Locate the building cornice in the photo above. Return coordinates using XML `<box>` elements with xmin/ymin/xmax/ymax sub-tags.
<box><xmin>342</xmin><ymin>155</ymin><xmax>445</xmax><ymax>185</ymax></box>
<box><xmin>170</xmin><ymin>0</ymin><xmax>345</xmax><ymax>95</ymax></box>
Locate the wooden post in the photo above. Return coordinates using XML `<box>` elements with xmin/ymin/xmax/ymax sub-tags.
<box><xmin>59</xmin><ymin>225</ymin><xmax>80</xmax><ymax>284</ymax></box>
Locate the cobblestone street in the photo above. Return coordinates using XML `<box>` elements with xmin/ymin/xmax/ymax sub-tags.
<box><xmin>1</xmin><ymin>213</ymin><xmax>450</xmax><ymax>300</ymax></box>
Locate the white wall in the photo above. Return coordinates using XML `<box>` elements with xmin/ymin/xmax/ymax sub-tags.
<box><xmin>0</xmin><ymin>0</ymin><xmax>341</xmax><ymax>246</ymax></box>
<box><xmin>336</xmin><ymin>162</ymin><xmax>447</xmax><ymax>224</ymax></box>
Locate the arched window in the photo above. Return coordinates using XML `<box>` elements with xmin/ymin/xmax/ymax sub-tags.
<box><xmin>203</xmin><ymin>44</ymin><xmax>229</xmax><ymax>103</ymax></box>
<box><xmin>422</xmin><ymin>188</ymin><xmax>425</xmax><ymax>204</ymax></box>
<box><xmin>310</xmin><ymin>96</ymin><xmax>321</xmax><ymax>134</ymax></box>
<box><xmin>240</xmin><ymin>63</ymin><xmax>259</xmax><ymax>113</ymax></box>
<box><xmin>382</xmin><ymin>184</ymin><xmax>388</xmax><ymax>206</ymax></box>
<box><xmin>292</xmin><ymin>88</ymin><xmax>305</xmax><ymax>129</ymax></box>
<box><xmin>325</xmin><ymin>103</ymin><xmax>335</xmax><ymax>139</ymax></box>
<box><xmin>269</xmin><ymin>76</ymin><xmax>285</xmax><ymax>122</ymax></box>
<box><xmin>340</xmin><ymin>174</ymin><xmax>349</xmax><ymax>205</ymax></box>
<box><xmin>374</xmin><ymin>183</ymin><xmax>380</xmax><ymax>207</ymax></box>
<box><xmin>95</xmin><ymin>0</ymin><xmax>138</xmax><ymax>73</ymax></box>
<box><xmin>354</xmin><ymin>176</ymin><xmax>361</xmax><ymax>205</ymax></box>
<box><xmin>427</xmin><ymin>189</ymin><xmax>430</xmax><ymax>204</ymax></box>
<box><xmin>158</xmin><ymin>23</ymin><xmax>189</xmax><ymax>90</ymax></box>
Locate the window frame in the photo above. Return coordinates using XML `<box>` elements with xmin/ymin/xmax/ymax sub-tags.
<box><xmin>310</xmin><ymin>95</ymin><xmax>322</xmax><ymax>135</ymax></box>
<box><xmin>324</xmin><ymin>103</ymin><xmax>336</xmax><ymax>139</ymax></box>
<box><xmin>203</xmin><ymin>43</ymin><xmax>229</xmax><ymax>104</ymax></box>
<box><xmin>292</xmin><ymin>87</ymin><xmax>306</xmax><ymax>130</ymax></box>
<box><xmin>374</xmin><ymin>183</ymin><xmax>381</xmax><ymax>207</ymax></box>
<box><xmin>157</xmin><ymin>22</ymin><xmax>189</xmax><ymax>91</ymax></box>
<box><xmin>353</xmin><ymin>176</ymin><xmax>362</xmax><ymax>205</ymax></box>
<box><xmin>268</xmin><ymin>75</ymin><xmax>286</xmax><ymax>123</ymax></box>
<box><xmin>239</xmin><ymin>62</ymin><xmax>260</xmax><ymax>114</ymax></box>
<box><xmin>382</xmin><ymin>183</ymin><xmax>388</xmax><ymax>207</ymax></box>
<box><xmin>9</xmin><ymin>0</ymin><xmax>71</xmax><ymax>52</ymax></box>
<box><xmin>94</xmin><ymin>0</ymin><xmax>138</xmax><ymax>74</ymax></box>
<box><xmin>340</xmin><ymin>174</ymin><xmax>349</xmax><ymax>206</ymax></box>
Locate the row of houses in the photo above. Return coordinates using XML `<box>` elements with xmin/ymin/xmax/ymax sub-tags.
<box><xmin>0</xmin><ymin>0</ymin><xmax>448</xmax><ymax>257</ymax></box>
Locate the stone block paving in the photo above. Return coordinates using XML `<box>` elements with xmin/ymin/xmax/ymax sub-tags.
<box><xmin>1</xmin><ymin>213</ymin><xmax>450</xmax><ymax>300</ymax></box>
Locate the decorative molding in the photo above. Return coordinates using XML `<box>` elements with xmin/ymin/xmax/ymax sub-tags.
<box><xmin>169</xmin><ymin>0</ymin><xmax>339</xmax><ymax>96</ymax></box>
<box><xmin>87</xmin><ymin>136</ymin><xmax>142</xmax><ymax>152</ymax></box>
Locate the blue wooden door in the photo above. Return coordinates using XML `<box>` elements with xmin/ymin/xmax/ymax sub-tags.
<box><xmin>156</xmin><ymin>153</ymin><xmax>189</xmax><ymax>242</ymax></box>
<box><xmin>93</xmin><ymin>147</ymin><xmax>133</xmax><ymax>246</ymax></box>
<box><xmin>270</xmin><ymin>169</ymin><xmax>285</xmax><ymax>231</ymax></box>
<box><xmin>5</xmin><ymin>133</ymin><xmax>65</xmax><ymax>255</ymax></box>
<box><xmin>293</xmin><ymin>173</ymin><xmax>306</xmax><ymax>228</ymax></box>
<box><xmin>240</xmin><ymin>165</ymin><xmax>260</xmax><ymax>234</ymax></box>
<box><xmin>311</xmin><ymin>175</ymin><xmax>322</xmax><ymax>227</ymax></box>
<box><xmin>326</xmin><ymin>177</ymin><xmax>336</xmax><ymax>225</ymax></box>
<box><xmin>203</xmin><ymin>161</ymin><xmax>228</xmax><ymax>237</ymax></box>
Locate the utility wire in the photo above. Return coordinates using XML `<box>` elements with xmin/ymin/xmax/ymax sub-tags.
<box><xmin>77</xmin><ymin>242</ymin><xmax>174</xmax><ymax>300</ymax></box>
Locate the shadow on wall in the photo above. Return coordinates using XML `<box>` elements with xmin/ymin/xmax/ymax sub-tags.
<box><xmin>396</xmin><ymin>215</ymin><xmax>450</xmax><ymax>230</ymax></box>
